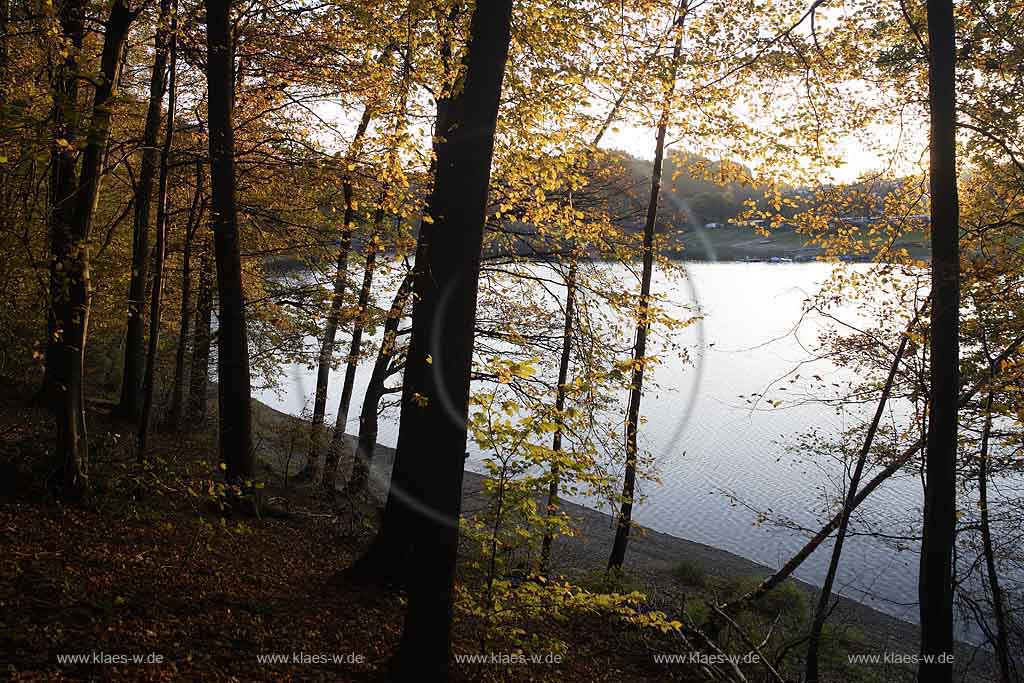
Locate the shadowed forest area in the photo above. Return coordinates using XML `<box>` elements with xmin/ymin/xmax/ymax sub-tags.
<box><xmin>1</xmin><ymin>0</ymin><xmax>1023</xmax><ymax>681</ymax></box>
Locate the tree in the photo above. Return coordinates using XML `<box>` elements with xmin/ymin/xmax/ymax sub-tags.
<box><xmin>323</xmin><ymin>29</ymin><xmax>416</xmax><ymax>496</ymax></box>
<box><xmin>118</xmin><ymin>0</ymin><xmax>173</xmax><ymax>420</ymax></box>
<box><xmin>918</xmin><ymin>0</ymin><xmax>960</xmax><ymax>677</ymax></box>
<box><xmin>608</xmin><ymin>4</ymin><xmax>686</xmax><ymax>571</ymax></box>
<box><xmin>805</xmin><ymin>324</ymin><xmax>913</xmax><ymax>681</ymax></box>
<box><xmin>49</xmin><ymin>0</ymin><xmax>135</xmax><ymax>501</ymax></box>
<box><xmin>138</xmin><ymin>0</ymin><xmax>178</xmax><ymax>458</ymax></box>
<box><xmin>205</xmin><ymin>0</ymin><xmax>253</xmax><ymax>482</ymax></box>
<box><xmin>305</xmin><ymin>103</ymin><xmax>373</xmax><ymax>480</ymax></box>
<box><xmin>42</xmin><ymin>0</ymin><xmax>85</xmax><ymax>407</ymax></box>
<box><xmin>346</xmin><ymin>269</ymin><xmax>413</xmax><ymax>496</ymax></box>
<box><xmin>362</xmin><ymin>1</ymin><xmax>514</xmax><ymax>677</ymax></box>
<box><xmin>187</xmin><ymin>232</ymin><xmax>213</xmax><ymax>425</ymax></box>
<box><xmin>168</xmin><ymin>160</ymin><xmax>206</xmax><ymax>429</ymax></box>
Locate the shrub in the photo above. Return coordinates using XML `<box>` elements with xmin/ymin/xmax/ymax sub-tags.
<box><xmin>672</xmin><ymin>560</ymin><xmax>707</xmax><ymax>587</ymax></box>
<box><xmin>721</xmin><ymin>575</ymin><xmax>807</xmax><ymax>619</ymax></box>
<box><xmin>577</xmin><ymin>567</ymin><xmax>643</xmax><ymax>595</ymax></box>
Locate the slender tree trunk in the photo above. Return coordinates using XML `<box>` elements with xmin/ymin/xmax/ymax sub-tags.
<box><xmin>609</xmin><ymin>12</ymin><xmax>685</xmax><ymax>571</ymax></box>
<box><xmin>348</xmin><ymin>270</ymin><xmax>414</xmax><ymax>496</ymax></box>
<box><xmin>138</xmin><ymin>6</ymin><xmax>177</xmax><ymax>458</ymax></box>
<box><xmin>322</xmin><ymin>31</ymin><xmax>415</xmax><ymax>491</ymax></box>
<box><xmin>919</xmin><ymin>0</ymin><xmax>959</xmax><ymax>675</ymax></box>
<box><xmin>119</xmin><ymin>0</ymin><xmax>172</xmax><ymax>419</ymax></box>
<box><xmin>305</xmin><ymin>105</ymin><xmax>374</xmax><ymax>480</ymax></box>
<box><xmin>375</xmin><ymin>3</ymin><xmax>513</xmax><ymax>679</ymax></box>
<box><xmin>42</xmin><ymin>0</ymin><xmax>84</xmax><ymax>404</ymax></box>
<box><xmin>322</xmin><ymin>244</ymin><xmax>377</xmax><ymax>495</ymax></box>
<box><xmin>720</xmin><ymin>334</ymin><xmax>1024</xmax><ymax>613</ymax></box>
<box><xmin>536</xmin><ymin>49</ymin><xmax>656</xmax><ymax>572</ymax></box>
<box><xmin>540</xmin><ymin>256</ymin><xmax>576</xmax><ymax>573</ymax></box>
<box><xmin>51</xmin><ymin>0</ymin><xmax>133</xmax><ymax>502</ymax></box>
<box><xmin>805</xmin><ymin>331</ymin><xmax>910</xmax><ymax>682</ymax></box>
<box><xmin>205</xmin><ymin>0</ymin><xmax>252</xmax><ymax>482</ymax></box>
<box><xmin>187</xmin><ymin>232</ymin><xmax>213</xmax><ymax>424</ymax></box>
<box><xmin>169</xmin><ymin>160</ymin><xmax>204</xmax><ymax>428</ymax></box>
<box><xmin>977</xmin><ymin>385</ymin><xmax>1013</xmax><ymax>682</ymax></box>
<box><xmin>535</xmin><ymin>58</ymin><xmax>648</xmax><ymax>570</ymax></box>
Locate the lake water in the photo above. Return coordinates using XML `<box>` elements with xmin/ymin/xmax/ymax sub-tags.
<box><xmin>253</xmin><ymin>262</ymin><xmax>972</xmax><ymax>636</ymax></box>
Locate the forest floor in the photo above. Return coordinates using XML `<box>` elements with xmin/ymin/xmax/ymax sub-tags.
<box><xmin>0</xmin><ymin>381</ymin><xmax>702</xmax><ymax>682</ymax></box>
<box><xmin>0</xmin><ymin>381</ymin><xmax>997</xmax><ymax>682</ymax></box>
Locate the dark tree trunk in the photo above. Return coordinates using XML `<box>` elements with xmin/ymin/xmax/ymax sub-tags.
<box><xmin>977</xmin><ymin>385</ymin><xmax>1014</xmax><ymax>682</ymax></box>
<box><xmin>306</xmin><ymin>105</ymin><xmax>374</xmax><ymax>479</ymax></box>
<box><xmin>205</xmin><ymin>0</ymin><xmax>252</xmax><ymax>482</ymax></box>
<box><xmin>138</xmin><ymin>7</ymin><xmax>177</xmax><ymax>458</ymax></box>
<box><xmin>805</xmin><ymin>331</ymin><xmax>910</xmax><ymax>682</ymax></box>
<box><xmin>169</xmin><ymin>160</ymin><xmax>205</xmax><ymax>429</ymax></box>
<box><xmin>119</xmin><ymin>0</ymin><xmax>172</xmax><ymax>420</ymax></box>
<box><xmin>919</xmin><ymin>0</ymin><xmax>959</xmax><ymax>676</ymax></box>
<box><xmin>43</xmin><ymin>0</ymin><xmax>85</xmax><ymax>404</ymax></box>
<box><xmin>347</xmin><ymin>270</ymin><xmax>413</xmax><ymax>496</ymax></box>
<box><xmin>187</xmin><ymin>233</ymin><xmax>213</xmax><ymax>424</ymax></box>
<box><xmin>608</xmin><ymin>14</ymin><xmax>685</xmax><ymax>571</ymax></box>
<box><xmin>364</xmin><ymin>3</ymin><xmax>514</xmax><ymax>679</ymax></box>
<box><xmin>322</xmin><ymin>245</ymin><xmax>377</xmax><ymax>496</ymax></box>
<box><xmin>352</xmin><ymin>1</ymin><xmax>458</xmax><ymax>584</ymax></box>
<box><xmin>50</xmin><ymin>0</ymin><xmax>133</xmax><ymax>502</ymax></box>
<box><xmin>540</xmin><ymin>256</ymin><xmax>576</xmax><ymax>573</ymax></box>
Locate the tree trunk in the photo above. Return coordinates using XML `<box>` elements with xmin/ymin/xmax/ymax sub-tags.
<box><xmin>537</xmin><ymin>52</ymin><xmax>651</xmax><ymax>572</ymax></box>
<box><xmin>347</xmin><ymin>270</ymin><xmax>414</xmax><ymax>496</ymax></box>
<box><xmin>540</xmin><ymin>256</ymin><xmax>576</xmax><ymax>573</ymax></box>
<box><xmin>119</xmin><ymin>0</ymin><xmax>172</xmax><ymax>420</ymax></box>
<box><xmin>205</xmin><ymin>0</ymin><xmax>253</xmax><ymax>483</ymax></box>
<box><xmin>805</xmin><ymin>330</ymin><xmax>910</xmax><ymax>682</ymax></box>
<box><xmin>42</xmin><ymin>0</ymin><xmax>84</xmax><ymax>405</ymax></box>
<box><xmin>919</xmin><ymin>0</ymin><xmax>959</xmax><ymax>676</ymax></box>
<box><xmin>187</xmin><ymin>232</ymin><xmax>213</xmax><ymax>424</ymax></box>
<box><xmin>977</xmin><ymin>384</ymin><xmax>1013</xmax><ymax>682</ymax></box>
<box><xmin>138</xmin><ymin>5</ymin><xmax>177</xmax><ymax>459</ymax></box>
<box><xmin>352</xmin><ymin>1</ymin><xmax>458</xmax><ymax>583</ymax></box>
<box><xmin>609</xmin><ymin>12</ymin><xmax>685</xmax><ymax>571</ymax></box>
<box><xmin>50</xmin><ymin>0</ymin><xmax>133</xmax><ymax>502</ymax></box>
<box><xmin>305</xmin><ymin>104</ymin><xmax>374</xmax><ymax>480</ymax></box>
<box><xmin>169</xmin><ymin>160</ymin><xmax>205</xmax><ymax>429</ymax></box>
<box><xmin>375</xmin><ymin>3</ymin><xmax>514</xmax><ymax>679</ymax></box>
<box><xmin>322</xmin><ymin>245</ymin><xmax>377</xmax><ymax>496</ymax></box>
<box><xmin>719</xmin><ymin>334</ymin><xmax>1024</xmax><ymax>613</ymax></box>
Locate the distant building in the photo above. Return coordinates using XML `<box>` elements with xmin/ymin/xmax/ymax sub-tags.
<box><xmin>704</xmin><ymin>222</ymin><xmax>722</xmax><ymax>230</ymax></box>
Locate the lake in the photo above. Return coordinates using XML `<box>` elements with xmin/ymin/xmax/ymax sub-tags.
<box><xmin>253</xmin><ymin>261</ymin><xmax>972</xmax><ymax>637</ymax></box>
